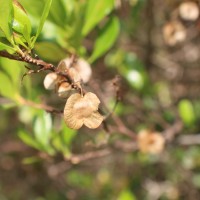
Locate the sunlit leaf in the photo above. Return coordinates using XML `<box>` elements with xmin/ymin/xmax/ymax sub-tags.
<box><xmin>47</xmin><ymin>0</ymin><xmax>67</xmax><ymax>28</ymax></box>
<box><xmin>0</xmin><ymin>42</ymin><xmax>16</xmax><ymax>54</ymax></box>
<box><xmin>12</xmin><ymin>1</ymin><xmax>32</xmax><ymax>45</ymax></box>
<box><xmin>31</xmin><ymin>0</ymin><xmax>52</xmax><ymax>47</ymax></box>
<box><xmin>0</xmin><ymin>58</ymin><xmax>22</xmax><ymax>87</ymax></box>
<box><xmin>82</xmin><ymin>0</ymin><xmax>115</xmax><ymax>35</ymax></box>
<box><xmin>178</xmin><ymin>99</ymin><xmax>196</xmax><ymax>126</ymax></box>
<box><xmin>0</xmin><ymin>72</ymin><xmax>17</xmax><ymax>100</ymax></box>
<box><xmin>34</xmin><ymin>111</ymin><xmax>52</xmax><ymax>146</ymax></box>
<box><xmin>89</xmin><ymin>17</ymin><xmax>120</xmax><ymax>63</ymax></box>
<box><xmin>117</xmin><ymin>189</ymin><xmax>137</xmax><ymax>200</ymax></box>
<box><xmin>0</xmin><ymin>0</ymin><xmax>13</xmax><ymax>42</ymax></box>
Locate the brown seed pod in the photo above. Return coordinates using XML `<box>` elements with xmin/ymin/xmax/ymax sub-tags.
<box><xmin>179</xmin><ymin>2</ymin><xmax>199</xmax><ymax>21</ymax></box>
<box><xmin>64</xmin><ymin>92</ymin><xmax>104</xmax><ymax>129</ymax></box>
<box><xmin>43</xmin><ymin>73</ymin><xmax>58</xmax><ymax>90</ymax></box>
<box><xmin>137</xmin><ymin>130</ymin><xmax>165</xmax><ymax>154</ymax></box>
<box><xmin>58</xmin><ymin>58</ymin><xmax>92</xmax><ymax>83</ymax></box>
<box><xmin>163</xmin><ymin>21</ymin><xmax>186</xmax><ymax>46</ymax></box>
<box><xmin>57</xmin><ymin>82</ymin><xmax>72</xmax><ymax>98</ymax></box>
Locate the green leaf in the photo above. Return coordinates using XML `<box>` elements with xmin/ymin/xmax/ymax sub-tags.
<box><xmin>0</xmin><ymin>57</ymin><xmax>23</xmax><ymax>86</ymax></box>
<box><xmin>12</xmin><ymin>1</ymin><xmax>32</xmax><ymax>45</ymax></box>
<box><xmin>117</xmin><ymin>189</ymin><xmax>137</xmax><ymax>200</ymax></box>
<box><xmin>18</xmin><ymin>130</ymin><xmax>40</xmax><ymax>149</ymax></box>
<box><xmin>31</xmin><ymin>0</ymin><xmax>52</xmax><ymax>47</ymax></box>
<box><xmin>178</xmin><ymin>99</ymin><xmax>196</xmax><ymax>126</ymax></box>
<box><xmin>0</xmin><ymin>72</ymin><xmax>17</xmax><ymax>100</ymax></box>
<box><xmin>89</xmin><ymin>16</ymin><xmax>120</xmax><ymax>63</ymax></box>
<box><xmin>0</xmin><ymin>0</ymin><xmax>13</xmax><ymax>42</ymax></box>
<box><xmin>34</xmin><ymin>41</ymin><xmax>66</xmax><ymax>62</ymax></box>
<box><xmin>47</xmin><ymin>0</ymin><xmax>67</xmax><ymax>28</ymax></box>
<box><xmin>33</xmin><ymin>111</ymin><xmax>52</xmax><ymax>147</ymax></box>
<box><xmin>82</xmin><ymin>0</ymin><xmax>115</xmax><ymax>35</ymax></box>
<box><xmin>0</xmin><ymin>42</ymin><xmax>16</xmax><ymax>54</ymax></box>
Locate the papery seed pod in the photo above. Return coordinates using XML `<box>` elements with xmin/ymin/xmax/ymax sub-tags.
<box><xmin>64</xmin><ymin>92</ymin><xmax>104</xmax><ymax>129</ymax></box>
<box><xmin>58</xmin><ymin>58</ymin><xmax>92</xmax><ymax>83</ymax></box>
<box><xmin>43</xmin><ymin>73</ymin><xmax>58</xmax><ymax>90</ymax></box>
<box><xmin>163</xmin><ymin>21</ymin><xmax>186</xmax><ymax>46</ymax></box>
<box><xmin>57</xmin><ymin>82</ymin><xmax>72</xmax><ymax>98</ymax></box>
<box><xmin>74</xmin><ymin>59</ymin><xmax>92</xmax><ymax>83</ymax></box>
<box><xmin>68</xmin><ymin>67</ymin><xmax>81</xmax><ymax>83</ymax></box>
<box><xmin>179</xmin><ymin>2</ymin><xmax>199</xmax><ymax>21</ymax></box>
<box><xmin>137</xmin><ymin>130</ymin><xmax>165</xmax><ymax>154</ymax></box>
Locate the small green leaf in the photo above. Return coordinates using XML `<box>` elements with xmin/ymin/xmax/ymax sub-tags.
<box><xmin>31</xmin><ymin>0</ymin><xmax>52</xmax><ymax>47</ymax></box>
<box><xmin>18</xmin><ymin>130</ymin><xmax>40</xmax><ymax>149</ymax></box>
<box><xmin>82</xmin><ymin>0</ymin><xmax>115</xmax><ymax>35</ymax></box>
<box><xmin>0</xmin><ymin>0</ymin><xmax>13</xmax><ymax>42</ymax></box>
<box><xmin>178</xmin><ymin>99</ymin><xmax>196</xmax><ymax>126</ymax></box>
<box><xmin>47</xmin><ymin>0</ymin><xmax>67</xmax><ymax>28</ymax></box>
<box><xmin>0</xmin><ymin>72</ymin><xmax>17</xmax><ymax>100</ymax></box>
<box><xmin>117</xmin><ymin>189</ymin><xmax>137</xmax><ymax>200</ymax></box>
<box><xmin>34</xmin><ymin>41</ymin><xmax>66</xmax><ymax>62</ymax></box>
<box><xmin>89</xmin><ymin>17</ymin><xmax>120</xmax><ymax>63</ymax></box>
<box><xmin>12</xmin><ymin>1</ymin><xmax>32</xmax><ymax>45</ymax></box>
<box><xmin>0</xmin><ymin>57</ymin><xmax>23</xmax><ymax>86</ymax></box>
<box><xmin>34</xmin><ymin>111</ymin><xmax>52</xmax><ymax>147</ymax></box>
<box><xmin>0</xmin><ymin>42</ymin><xmax>16</xmax><ymax>54</ymax></box>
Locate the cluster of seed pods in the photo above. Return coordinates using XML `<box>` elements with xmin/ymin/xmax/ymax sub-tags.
<box><xmin>43</xmin><ymin>58</ymin><xmax>104</xmax><ymax>130</ymax></box>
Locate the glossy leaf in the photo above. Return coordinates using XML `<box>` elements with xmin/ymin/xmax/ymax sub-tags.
<box><xmin>0</xmin><ymin>0</ymin><xmax>13</xmax><ymax>42</ymax></box>
<box><xmin>12</xmin><ymin>1</ymin><xmax>32</xmax><ymax>44</ymax></box>
<box><xmin>31</xmin><ymin>0</ymin><xmax>52</xmax><ymax>47</ymax></box>
<box><xmin>89</xmin><ymin>17</ymin><xmax>120</xmax><ymax>63</ymax></box>
<box><xmin>82</xmin><ymin>0</ymin><xmax>115</xmax><ymax>35</ymax></box>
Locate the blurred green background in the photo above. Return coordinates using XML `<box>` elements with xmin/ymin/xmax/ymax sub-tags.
<box><xmin>1</xmin><ymin>0</ymin><xmax>200</xmax><ymax>199</ymax></box>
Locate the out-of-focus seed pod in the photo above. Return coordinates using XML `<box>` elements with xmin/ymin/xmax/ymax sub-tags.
<box><xmin>57</xmin><ymin>82</ymin><xmax>72</xmax><ymax>98</ymax></box>
<box><xmin>68</xmin><ymin>67</ymin><xmax>82</xmax><ymax>83</ymax></box>
<box><xmin>163</xmin><ymin>21</ymin><xmax>186</xmax><ymax>46</ymax></box>
<box><xmin>179</xmin><ymin>2</ymin><xmax>199</xmax><ymax>21</ymax></box>
<box><xmin>74</xmin><ymin>59</ymin><xmax>92</xmax><ymax>83</ymax></box>
<box><xmin>43</xmin><ymin>73</ymin><xmax>58</xmax><ymax>90</ymax></box>
<box><xmin>137</xmin><ymin>130</ymin><xmax>165</xmax><ymax>154</ymax></box>
<box><xmin>58</xmin><ymin>58</ymin><xmax>92</xmax><ymax>83</ymax></box>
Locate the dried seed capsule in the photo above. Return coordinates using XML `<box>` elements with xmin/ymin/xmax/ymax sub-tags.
<box><xmin>179</xmin><ymin>2</ymin><xmax>199</xmax><ymax>21</ymax></box>
<box><xmin>43</xmin><ymin>73</ymin><xmax>58</xmax><ymax>90</ymax></box>
<box><xmin>58</xmin><ymin>58</ymin><xmax>92</xmax><ymax>83</ymax></box>
<box><xmin>57</xmin><ymin>82</ymin><xmax>72</xmax><ymax>98</ymax></box>
<box><xmin>137</xmin><ymin>130</ymin><xmax>165</xmax><ymax>154</ymax></box>
<box><xmin>163</xmin><ymin>21</ymin><xmax>186</xmax><ymax>46</ymax></box>
<box><xmin>64</xmin><ymin>92</ymin><xmax>104</xmax><ymax>129</ymax></box>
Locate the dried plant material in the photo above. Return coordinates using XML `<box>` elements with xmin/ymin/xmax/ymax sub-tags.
<box><xmin>59</xmin><ymin>58</ymin><xmax>92</xmax><ymax>83</ymax></box>
<box><xmin>43</xmin><ymin>73</ymin><xmax>58</xmax><ymax>90</ymax></box>
<box><xmin>57</xmin><ymin>82</ymin><xmax>72</xmax><ymax>98</ymax></box>
<box><xmin>64</xmin><ymin>92</ymin><xmax>104</xmax><ymax>129</ymax></box>
<box><xmin>68</xmin><ymin>67</ymin><xmax>81</xmax><ymax>83</ymax></box>
<box><xmin>163</xmin><ymin>21</ymin><xmax>186</xmax><ymax>46</ymax></box>
<box><xmin>179</xmin><ymin>2</ymin><xmax>199</xmax><ymax>21</ymax></box>
<box><xmin>137</xmin><ymin>130</ymin><xmax>165</xmax><ymax>154</ymax></box>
